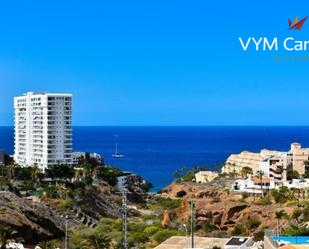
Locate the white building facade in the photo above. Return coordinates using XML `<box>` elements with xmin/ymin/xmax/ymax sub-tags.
<box><xmin>14</xmin><ymin>92</ymin><xmax>73</xmax><ymax>170</ymax></box>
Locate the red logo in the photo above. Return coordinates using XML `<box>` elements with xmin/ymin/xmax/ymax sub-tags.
<box><xmin>288</xmin><ymin>16</ymin><xmax>308</xmax><ymax>30</ymax></box>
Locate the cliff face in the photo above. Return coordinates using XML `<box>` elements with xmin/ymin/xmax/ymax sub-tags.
<box><xmin>0</xmin><ymin>191</ymin><xmax>64</xmax><ymax>244</ymax></box>
<box><xmin>0</xmin><ymin>175</ymin><xmax>150</xmax><ymax>245</ymax></box>
<box><xmin>161</xmin><ymin>182</ymin><xmax>291</xmax><ymax>236</ymax></box>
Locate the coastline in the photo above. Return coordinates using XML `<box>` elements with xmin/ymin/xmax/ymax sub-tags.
<box><xmin>3</xmin><ymin>126</ymin><xmax>309</xmax><ymax>191</ymax></box>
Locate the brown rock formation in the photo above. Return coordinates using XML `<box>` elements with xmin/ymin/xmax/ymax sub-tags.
<box><xmin>161</xmin><ymin>182</ymin><xmax>291</xmax><ymax>234</ymax></box>
<box><xmin>0</xmin><ymin>191</ymin><xmax>64</xmax><ymax>244</ymax></box>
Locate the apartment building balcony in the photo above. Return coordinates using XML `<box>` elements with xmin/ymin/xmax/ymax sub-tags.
<box><xmin>32</xmin><ymin>140</ymin><xmax>43</xmax><ymax>143</ymax></box>
<box><xmin>32</xmin><ymin>122</ymin><xmax>44</xmax><ymax>126</ymax></box>
<box><xmin>33</xmin><ymin>136</ymin><xmax>43</xmax><ymax>140</ymax></box>
<box><xmin>47</xmin><ymin>102</ymin><xmax>56</xmax><ymax>106</ymax></box>
<box><xmin>47</xmin><ymin>111</ymin><xmax>57</xmax><ymax>115</ymax></box>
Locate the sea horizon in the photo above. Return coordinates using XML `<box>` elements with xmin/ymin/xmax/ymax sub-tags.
<box><xmin>2</xmin><ymin>126</ymin><xmax>309</xmax><ymax>191</ymax></box>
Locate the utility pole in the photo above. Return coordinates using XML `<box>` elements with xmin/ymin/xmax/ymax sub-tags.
<box><xmin>122</xmin><ymin>190</ymin><xmax>128</xmax><ymax>249</ymax></box>
<box><xmin>61</xmin><ymin>215</ymin><xmax>69</xmax><ymax>249</ymax></box>
<box><xmin>190</xmin><ymin>199</ymin><xmax>195</xmax><ymax>248</ymax></box>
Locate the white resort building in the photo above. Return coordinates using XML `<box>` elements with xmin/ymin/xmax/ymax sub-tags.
<box><xmin>222</xmin><ymin>143</ymin><xmax>309</xmax><ymax>180</ymax></box>
<box><xmin>14</xmin><ymin>92</ymin><xmax>73</xmax><ymax>170</ymax></box>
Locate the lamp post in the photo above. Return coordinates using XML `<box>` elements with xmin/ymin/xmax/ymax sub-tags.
<box><xmin>183</xmin><ymin>224</ymin><xmax>189</xmax><ymax>249</ymax></box>
<box><xmin>190</xmin><ymin>199</ymin><xmax>195</xmax><ymax>249</ymax></box>
<box><xmin>61</xmin><ymin>215</ymin><xmax>69</xmax><ymax>249</ymax></box>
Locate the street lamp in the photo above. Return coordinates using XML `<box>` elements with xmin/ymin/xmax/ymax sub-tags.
<box><xmin>61</xmin><ymin>215</ymin><xmax>69</xmax><ymax>249</ymax></box>
<box><xmin>183</xmin><ymin>224</ymin><xmax>189</xmax><ymax>249</ymax></box>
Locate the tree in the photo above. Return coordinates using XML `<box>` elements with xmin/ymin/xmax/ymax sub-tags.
<box><xmin>7</xmin><ymin>162</ymin><xmax>17</xmax><ymax>181</ymax></box>
<box><xmin>46</xmin><ymin>164</ymin><xmax>75</xmax><ymax>180</ymax></box>
<box><xmin>292</xmin><ymin>208</ymin><xmax>302</xmax><ymax>224</ymax></box>
<box><xmin>287</xmin><ymin>169</ymin><xmax>300</xmax><ymax>180</ymax></box>
<box><xmin>37</xmin><ymin>240</ymin><xmax>60</xmax><ymax>249</ymax></box>
<box><xmin>0</xmin><ymin>225</ymin><xmax>17</xmax><ymax>249</ymax></box>
<box><xmin>97</xmin><ymin>166</ymin><xmax>121</xmax><ymax>186</ymax></box>
<box><xmin>275</xmin><ymin>210</ymin><xmax>287</xmax><ymax>236</ymax></box>
<box><xmin>256</xmin><ymin>170</ymin><xmax>265</xmax><ymax>197</ymax></box>
<box><xmin>241</xmin><ymin>167</ymin><xmax>253</xmax><ymax>179</ymax></box>
<box><xmin>271</xmin><ymin>186</ymin><xmax>294</xmax><ymax>204</ymax></box>
<box><xmin>80</xmin><ymin>233</ymin><xmax>111</xmax><ymax>249</ymax></box>
<box><xmin>30</xmin><ymin>164</ymin><xmax>41</xmax><ymax>187</ymax></box>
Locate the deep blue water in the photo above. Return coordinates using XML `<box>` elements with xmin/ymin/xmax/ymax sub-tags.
<box><xmin>2</xmin><ymin>126</ymin><xmax>309</xmax><ymax>191</ymax></box>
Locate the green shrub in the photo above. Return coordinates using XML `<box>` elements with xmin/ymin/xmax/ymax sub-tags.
<box><xmin>241</xmin><ymin>192</ymin><xmax>250</xmax><ymax>200</ymax></box>
<box><xmin>156</xmin><ymin>197</ymin><xmax>182</xmax><ymax>209</ymax></box>
<box><xmin>271</xmin><ymin>186</ymin><xmax>294</xmax><ymax>204</ymax></box>
<box><xmin>253</xmin><ymin>230</ymin><xmax>264</xmax><ymax>241</ymax></box>
<box><xmin>285</xmin><ymin>224</ymin><xmax>309</xmax><ymax>236</ymax></box>
<box><xmin>152</xmin><ymin>229</ymin><xmax>178</xmax><ymax>243</ymax></box>
<box><xmin>58</xmin><ymin>199</ymin><xmax>73</xmax><ymax>211</ymax></box>
<box><xmin>144</xmin><ymin>226</ymin><xmax>160</xmax><ymax>236</ymax></box>
<box><xmin>230</xmin><ymin>223</ymin><xmax>244</xmax><ymax>236</ymax></box>
<box><xmin>245</xmin><ymin>215</ymin><xmax>261</xmax><ymax>231</ymax></box>
<box><xmin>255</xmin><ymin>196</ymin><xmax>271</xmax><ymax>205</ymax></box>
<box><xmin>203</xmin><ymin>221</ymin><xmax>216</xmax><ymax>233</ymax></box>
<box><xmin>211</xmin><ymin>196</ymin><xmax>220</xmax><ymax>203</ymax></box>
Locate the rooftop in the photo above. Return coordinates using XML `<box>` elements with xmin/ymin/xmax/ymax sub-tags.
<box><xmin>225</xmin><ymin>237</ymin><xmax>249</xmax><ymax>246</ymax></box>
<box><xmin>154</xmin><ymin>236</ymin><xmax>228</xmax><ymax>249</ymax></box>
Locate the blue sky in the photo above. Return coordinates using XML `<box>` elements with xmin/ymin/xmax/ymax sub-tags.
<box><xmin>1</xmin><ymin>0</ymin><xmax>309</xmax><ymax>125</ymax></box>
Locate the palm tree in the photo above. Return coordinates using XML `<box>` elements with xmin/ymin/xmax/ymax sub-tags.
<box><xmin>241</xmin><ymin>167</ymin><xmax>253</xmax><ymax>179</ymax></box>
<box><xmin>256</xmin><ymin>170</ymin><xmax>265</xmax><ymax>197</ymax></box>
<box><xmin>0</xmin><ymin>225</ymin><xmax>17</xmax><ymax>249</ymax></box>
<box><xmin>275</xmin><ymin>210</ymin><xmax>287</xmax><ymax>237</ymax></box>
<box><xmin>80</xmin><ymin>234</ymin><xmax>111</xmax><ymax>249</ymax></box>
<box><xmin>231</xmin><ymin>163</ymin><xmax>237</xmax><ymax>179</ymax></box>
<box><xmin>31</xmin><ymin>164</ymin><xmax>41</xmax><ymax>187</ymax></box>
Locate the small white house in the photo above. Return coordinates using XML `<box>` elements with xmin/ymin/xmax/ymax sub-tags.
<box><xmin>233</xmin><ymin>177</ymin><xmax>276</xmax><ymax>194</ymax></box>
<box><xmin>233</xmin><ymin>177</ymin><xmax>309</xmax><ymax>195</ymax></box>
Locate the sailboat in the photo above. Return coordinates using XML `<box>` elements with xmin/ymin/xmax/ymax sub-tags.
<box><xmin>112</xmin><ymin>141</ymin><xmax>124</xmax><ymax>158</ymax></box>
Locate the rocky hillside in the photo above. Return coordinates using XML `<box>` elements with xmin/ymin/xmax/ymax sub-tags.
<box><xmin>0</xmin><ymin>191</ymin><xmax>64</xmax><ymax>244</ymax></box>
<box><xmin>0</xmin><ymin>175</ymin><xmax>150</xmax><ymax>245</ymax></box>
<box><xmin>161</xmin><ymin>182</ymin><xmax>294</xmax><ymax>238</ymax></box>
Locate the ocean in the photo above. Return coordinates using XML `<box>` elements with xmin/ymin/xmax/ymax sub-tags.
<box><xmin>2</xmin><ymin>126</ymin><xmax>309</xmax><ymax>191</ymax></box>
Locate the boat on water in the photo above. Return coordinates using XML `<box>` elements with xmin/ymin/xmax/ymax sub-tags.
<box><xmin>112</xmin><ymin>141</ymin><xmax>124</xmax><ymax>158</ymax></box>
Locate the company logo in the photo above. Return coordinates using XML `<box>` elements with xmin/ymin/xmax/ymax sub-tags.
<box><xmin>288</xmin><ymin>16</ymin><xmax>308</xmax><ymax>30</ymax></box>
<box><xmin>238</xmin><ymin>16</ymin><xmax>309</xmax><ymax>52</ymax></box>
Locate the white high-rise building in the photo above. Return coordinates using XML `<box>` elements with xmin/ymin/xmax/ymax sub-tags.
<box><xmin>14</xmin><ymin>92</ymin><xmax>73</xmax><ymax>170</ymax></box>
